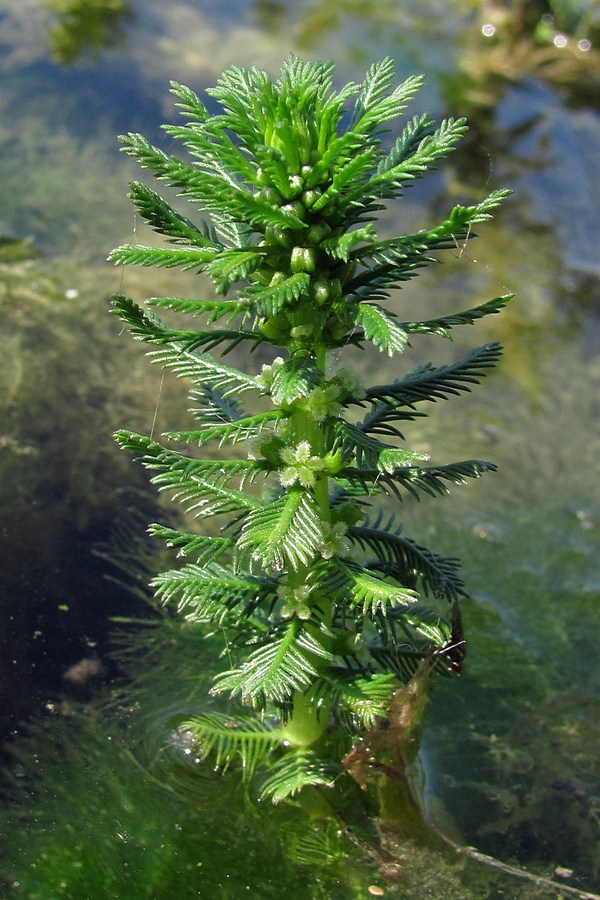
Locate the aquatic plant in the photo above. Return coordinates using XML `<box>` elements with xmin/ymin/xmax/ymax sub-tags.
<box><xmin>109</xmin><ymin>55</ymin><xmax>511</xmax><ymax>802</ymax></box>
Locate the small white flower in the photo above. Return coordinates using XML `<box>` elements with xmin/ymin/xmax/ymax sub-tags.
<box><xmin>279</xmin><ymin>584</ymin><xmax>312</xmax><ymax>620</ymax></box>
<box><xmin>256</xmin><ymin>356</ymin><xmax>284</xmax><ymax>390</ymax></box>
<box><xmin>279</xmin><ymin>441</ymin><xmax>325</xmax><ymax>488</ymax></box>
<box><xmin>320</xmin><ymin>522</ymin><xmax>351</xmax><ymax>559</ymax></box>
<box><xmin>304</xmin><ymin>384</ymin><xmax>343</xmax><ymax>422</ymax></box>
<box><xmin>280</xmin><ymin>440</ymin><xmax>313</xmax><ymax>465</ymax></box>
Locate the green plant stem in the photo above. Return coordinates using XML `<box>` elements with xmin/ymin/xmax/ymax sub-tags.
<box><xmin>284</xmin><ymin>344</ymin><xmax>334</xmax><ymax>748</ymax></box>
<box><xmin>282</xmin><ymin>686</ymin><xmax>326</xmax><ymax>748</ymax></box>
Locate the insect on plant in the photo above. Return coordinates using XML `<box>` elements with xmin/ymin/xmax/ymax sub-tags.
<box><xmin>109</xmin><ymin>54</ymin><xmax>511</xmax><ymax>802</ymax></box>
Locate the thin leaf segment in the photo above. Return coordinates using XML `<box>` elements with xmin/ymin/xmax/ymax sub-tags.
<box><xmin>110</xmin><ymin>55</ymin><xmax>510</xmax><ymax>799</ymax></box>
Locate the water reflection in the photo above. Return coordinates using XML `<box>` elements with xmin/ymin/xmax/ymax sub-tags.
<box><xmin>44</xmin><ymin>0</ymin><xmax>135</xmax><ymax>64</ymax></box>
<box><xmin>446</xmin><ymin>0</ymin><xmax>600</xmax><ymax>112</ymax></box>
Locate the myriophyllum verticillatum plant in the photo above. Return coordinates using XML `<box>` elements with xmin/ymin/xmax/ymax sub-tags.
<box><xmin>109</xmin><ymin>55</ymin><xmax>511</xmax><ymax>802</ymax></box>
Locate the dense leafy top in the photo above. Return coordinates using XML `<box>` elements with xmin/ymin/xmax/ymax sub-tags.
<box><xmin>110</xmin><ymin>55</ymin><xmax>510</xmax><ymax>359</ymax></box>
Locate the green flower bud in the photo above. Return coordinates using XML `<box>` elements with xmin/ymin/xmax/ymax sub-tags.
<box><xmin>247</xmin><ymin>428</ymin><xmax>284</xmax><ymax>465</ymax></box>
<box><xmin>298</xmin><ymin>144</ymin><xmax>312</xmax><ymax>167</ymax></box>
<box><xmin>290</xmin><ymin>323</ymin><xmax>314</xmax><ymax>338</ymax></box>
<box><xmin>306</xmin><ymin>222</ymin><xmax>331</xmax><ymax>246</ymax></box>
<box><xmin>302</xmin><ymin>188</ymin><xmax>321</xmax><ymax>209</ymax></box>
<box><xmin>255</xmin><ymin>356</ymin><xmax>285</xmax><ymax>391</ymax></box>
<box><xmin>320</xmin><ymin>522</ymin><xmax>352</xmax><ymax>559</ymax></box>
<box><xmin>309</xmin><ymin>276</ymin><xmax>341</xmax><ymax>305</ymax></box>
<box><xmin>328</xmin><ymin>279</ymin><xmax>343</xmax><ymax>301</ymax></box>
<box><xmin>271</xmin><ymin>227</ymin><xmax>293</xmax><ymax>248</ymax></box>
<box><xmin>299</xmin><ymin>384</ymin><xmax>342</xmax><ymax>421</ymax></box>
<box><xmin>288</xmin><ymin>175</ymin><xmax>303</xmax><ymax>195</ymax></box>
<box><xmin>279</xmin><ymin>441</ymin><xmax>325</xmax><ymax>488</ymax></box>
<box><xmin>311</xmin><ymin>279</ymin><xmax>330</xmax><ymax>305</ymax></box>
<box><xmin>331</xmin><ymin>367</ymin><xmax>366</xmax><ymax>401</ymax></box>
<box><xmin>281</xmin><ymin>201</ymin><xmax>305</xmax><ymax>221</ymax></box>
<box><xmin>279</xmin><ymin>584</ymin><xmax>313</xmax><ymax>620</ymax></box>
<box><xmin>332</xmin><ymin>501</ymin><xmax>363</xmax><ymax>527</ymax></box>
<box><xmin>259</xmin><ymin>315</ymin><xmax>291</xmax><ymax>342</ymax></box>
<box><xmin>260</xmin><ymin>186</ymin><xmax>283</xmax><ymax>206</ymax></box>
<box><xmin>290</xmin><ymin>246</ymin><xmax>316</xmax><ymax>274</ymax></box>
<box><xmin>323</xmin><ymin>449</ymin><xmax>345</xmax><ymax>475</ymax></box>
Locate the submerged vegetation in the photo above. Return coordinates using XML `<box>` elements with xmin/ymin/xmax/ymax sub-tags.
<box><xmin>109</xmin><ymin>54</ymin><xmax>511</xmax><ymax>801</ymax></box>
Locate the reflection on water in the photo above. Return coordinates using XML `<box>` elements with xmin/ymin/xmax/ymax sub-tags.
<box><xmin>44</xmin><ymin>0</ymin><xmax>134</xmax><ymax>65</ymax></box>
<box><xmin>0</xmin><ymin>1</ymin><xmax>599</xmax><ymax>897</ymax></box>
<box><xmin>413</xmin><ymin>342</ymin><xmax>600</xmax><ymax>885</ymax></box>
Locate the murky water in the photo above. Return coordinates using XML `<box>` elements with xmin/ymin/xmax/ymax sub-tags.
<box><xmin>1</xmin><ymin>1</ymin><xmax>599</xmax><ymax>897</ymax></box>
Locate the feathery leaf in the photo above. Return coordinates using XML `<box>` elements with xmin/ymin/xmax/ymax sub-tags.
<box><xmin>152</xmin><ymin>563</ymin><xmax>275</xmax><ymax>623</ymax></box>
<box><xmin>351</xmin><ymin>65</ymin><xmax>425</xmax><ymax>136</ymax></box>
<box><xmin>259</xmin><ymin>751</ymin><xmax>336</xmax><ymax>803</ymax></box>
<box><xmin>203</xmin><ymin>248</ymin><xmax>266</xmax><ymax>293</ymax></box>
<box><xmin>146</xmin><ymin>294</ymin><xmax>252</xmax><ymax>325</ymax></box>
<box><xmin>312</xmin><ymin>671</ymin><xmax>398</xmax><ymax>730</ymax></box>
<box><xmin>176</xmin><ymin>712</ymin><xmax>283</xmax><ymax>778</ymax></box>
<box><xmin>238</xmin><ymin>489</ymin><xmax>325</xmax><ymax>572</ymax></box>
<box><xmin>337</xmin><ymin>561</ymin><xmax>419</xmax><ymax>617</ymax></box>
<box><xmin>164</xmin><ymin>409</ymin><xmax>287</xmax><ymax>448</ymax></box>
<box><xmin>148</xmin><ymin>525</ymin><xmax>234</xmax><ymax>566</ymax></box>
<box><xmin>270</xmin><ymin>350</ymin><xmax>322</xmax><ymax>406</ymax></box>
<box><xmin>127</xmin><ymin>181</ymin><xmax>219</xmax><ymax>247</ymax></box>
<box><xmin>349</xmin><ymin>516</ymin><xmax>466</xmax><ymax>602</ymax></box>
<box><xmin>108</xmin><ymin>243</ymin><xmax>218</xmax><ymax>270</ymax></box>
<box><xmin>364</xmin><ymin>342</ymin><xmax>503</xmax><ymax>409</ymax></box>
<box><xmin>240</xmin><ymin>273</ymin><xmax>311</xmax><ymax>318</ymax></box>
<box><xmin>213</xmin><ymin>618</ymin><xmax>333</xmax><ymax>705</ymax></box>
<box><xmin>341</xmin><ymin>458</ymin><xmax>497</xmax><ymax>501</ymax></box>
<box><xmin>354</xmin><ymin>303</ymin><xmax>408</xmax><ymax>356</ymax></box>
<box><xmin>402</xmin><ymin>294</ymin><xmax>513</xmax><ymax>338</ymax></box>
